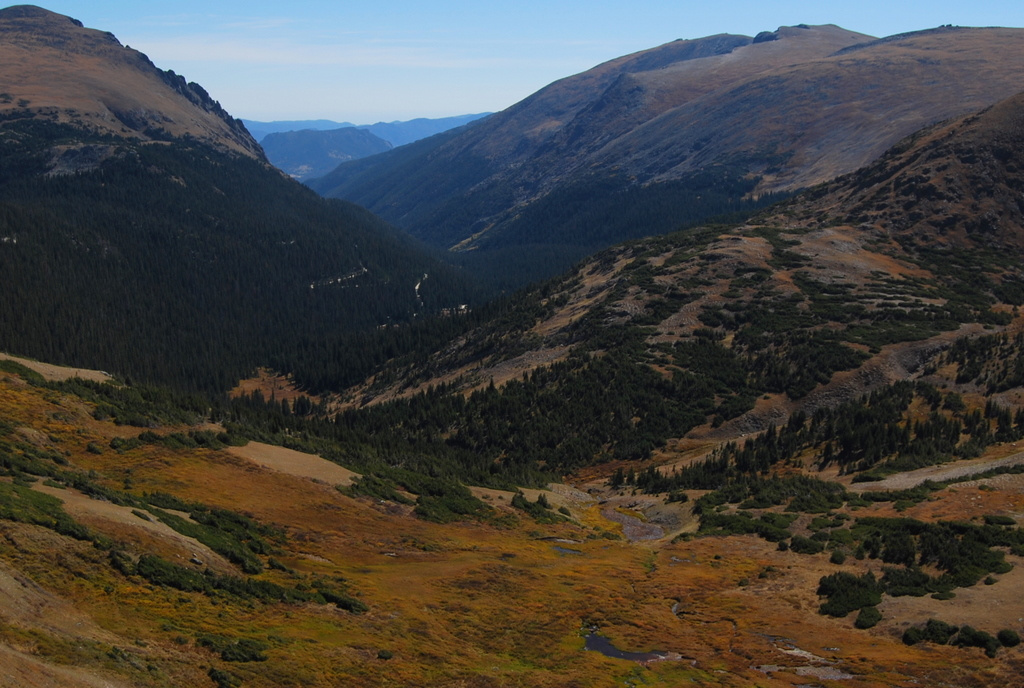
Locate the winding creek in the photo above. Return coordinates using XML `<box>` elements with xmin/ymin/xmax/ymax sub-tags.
<box><xmin>601</xmin><ymin>506</ymin><xmax>664</xmax><ymax>541</ymax></box>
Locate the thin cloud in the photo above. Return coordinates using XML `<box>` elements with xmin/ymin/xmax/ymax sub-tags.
<box><xmin>136</xmin><ymin>32</ymin><xmax>593</xmax><ymax>71</ymax></box>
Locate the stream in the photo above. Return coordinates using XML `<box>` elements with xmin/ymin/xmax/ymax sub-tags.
<box><xmin>584</xmin><ymin>632</ymin><xmax>666</xmax><ymax>663</ymax></box>
<box><xmin>601</xmin><ymin>507</ymin><xmax>664</xmax><ymax>541</ymax></box>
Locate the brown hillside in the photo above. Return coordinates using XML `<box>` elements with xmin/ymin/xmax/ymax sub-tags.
<box><xmin>776</xmin><ymin>89</ymin><xmax>1024</xmax><ymax>251</ymax></box>
<box><xmin>316</xmin><ymin>24</ymin><xmax>1024</xmax><ymax>257</ymax></box>
<box><xmin>0</xmin><ymin>5</ymin><xmax>262</xmax><ymax>161</ymax></box>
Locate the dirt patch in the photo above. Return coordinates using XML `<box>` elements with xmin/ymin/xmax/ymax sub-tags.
<box><xmin>0</xmin><ymin>352</ymin><xmax>111</xmax><ymax>383</ymax></box>
<box><xmin>879</xmin><ymin>554</ymin><xmax>1024</xmax><ymax>635</ymax></box>
<box><xmin>229</xmin><ymin>368</ymin><xmax>306</xmax><ymax>403</ymax></box>
<box><xmin>847</xmin><ymin>450</ymin><xmax>1024</xmax><ymax>492</ymax></box>
<box><xmin>226</xmin><ymin>441</ymin><xmax>359</xmax><ymax>487</ymax></box>
<box><xmin>0</xmin><ymin>643</ymin><xmax>133</xmax><ymax>688</ymax></box>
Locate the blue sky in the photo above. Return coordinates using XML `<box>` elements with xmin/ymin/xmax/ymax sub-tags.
<box><xmin>34</xmin><ymin>1</ymin><xmax>1024</xmax><ymax>123</ymax></box>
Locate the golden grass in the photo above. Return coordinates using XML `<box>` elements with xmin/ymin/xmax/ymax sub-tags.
<box><xmin>1</xmin><ymin>372</ymin><xmax>1023</xmax><ymax>686</ymax></box>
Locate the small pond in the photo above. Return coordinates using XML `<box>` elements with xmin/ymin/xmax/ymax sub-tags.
<box><xmin>584</xmin><ymin>633</ymin><xmax>666</xmax><ymax>663</ymax></box>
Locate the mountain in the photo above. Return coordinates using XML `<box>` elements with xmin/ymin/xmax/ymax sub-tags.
<box><xmin>240</xmin><ymin>119</ymin><xmax>357</xmax><ymax>141</ymax></box>
<box><xmin>0</xmin><ymin>5</ymin><xmax>262</xmax><ymax>160</ymax></box>
<box><xmin>310</xmin><ymin>24</ymin><xmax>1024</xmax><ymax>288</ymax></box>
<box><xmin>0</xmin><ymin>6</ymin><xmax>474</xmax><ymax>391</ymax></box>
<box><xmin>774</xmin><ymin>89</ymin><xmax>1024</xmax><ymax>255</ymax></box>
<box><xmin>334</xmin><ymin>87</ymin><xmax>1024</xmax><ymax>458</ymax></box>
<box><xmin>242</xmin><ymin>113</ymin><xmax>490</xmax><ymax>148</ymax></box>
<box><xmin>358</xmin><ymin>113</ymin><xmax>491</xmax><ymax>147</ymax></box>
<box><xmin>251</xmin><ymin>114</ymin><xmax>491</xmax><ymax>181</ymax></box>
<box><xmin>5</xmin><ymin>88</ymin><xmax>1024</xmax><ymax>687</ymax></box>
<box><xmin>259</xmin><ymin>127</ymin><xmax>392</xmax><ymax>180</ymax></box>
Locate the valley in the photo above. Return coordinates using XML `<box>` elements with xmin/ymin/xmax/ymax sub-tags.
<box><xmin>3</xmin><ymin>5</ymin><xmax>1024</xmax><ymax>687</ymax></box>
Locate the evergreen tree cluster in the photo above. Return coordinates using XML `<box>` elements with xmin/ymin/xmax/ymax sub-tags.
<box><xmin>629</xmin><ymin>380</ymin><xmax>1024</xmax><ymax>495</ymax></box>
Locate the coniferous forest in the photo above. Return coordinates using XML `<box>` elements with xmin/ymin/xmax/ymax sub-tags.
<box><xmin>0</xmin><ymin>118</ymin><xmax>477</xmax><ymax>391</ymax></box>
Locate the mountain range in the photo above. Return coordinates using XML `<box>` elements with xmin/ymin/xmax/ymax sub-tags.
<box><xmin>246</xmin><ymin>114</ymin><xmax>491</xmax><ymax>181</ymax></box>
<box><xmin>242</xmin><ymin>113</ymin><xmax>490</xmax><ymax>148</ymax></box>
<box><xmin>5</xmin><ymin>6</ymin><xmax>1024</xmax><ymax>688</ymax></box>
<box><xmin>310</xmin><ymin>23</ymin><xmax>1024</xmax><ymax>287</ymax></box>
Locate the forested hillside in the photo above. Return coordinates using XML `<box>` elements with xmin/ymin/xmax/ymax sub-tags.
<box><xmin>0</xmin><ymin>7</ymin><xmax>477</xmax><ymax>392</ymax></box>
<box><xmin>0</xmin><ymin>118</ymin><xmax>474</xmax><ymax>392</ymax></box>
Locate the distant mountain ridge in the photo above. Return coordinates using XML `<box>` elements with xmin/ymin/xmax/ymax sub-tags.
<box><xmin>245</xmin><ymin>113</ymin><xmax>490</xmax><ymax>181</ymax></box>
<box><xmin>310</xmin><ymin>24</ymin><xmax>1024</xmax><ymax>288</ymax></box>
<box><xmin>259</xmin><ymin>128</ymin><xmax>392</xmax><ymax>180</ymax></box>
<box><xmin>241</xmin><ymin>113</ymin><xmax>490</xmax><ymax>147</ymax></box>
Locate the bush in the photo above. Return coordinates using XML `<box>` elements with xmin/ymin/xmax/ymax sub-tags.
<box><xmin>208</xmin><ymin>668</ymin><xmax>241</xmax><ymax>688</ymax></box>
<box><xmin>984</xmin><ymin>514</ymin><xmax>1016</xmax><ymax>526</ymax></box>
<box><xmin>135</xmin><ymin>555</ymin><xmax>208</xmax><ymax>592</ymax></box>
<box><xmin>998</xmin><ymin>629</ymin><xmax>1021</xmax><ymax>648</ymax></box>
<box><xmin>220</xmin><ymin>638</ymin><xmax>268</xmax><ymax>663</ymax></box>
<box><xmin>923</xmin><ymin>619</ymin><xmax>959</xmax><ymax>644</ymax></box>
<box><xmin>790</xmin><ymin>535</ymin><xmax>825</xmax><ymax>555</ymax></box>
<box><xmin>817</xmin><ymin>571</ymin><xmax>882</xmax><ymax>617</ymax></box>
<box><xmin>904</xmin><ymin>619</ymin><xmax>959</xmax><ymax>646</ymax></box>
<box><xmin>903</xmin><ymin>627</ymin><xmax>924</xmax><ymax>645</ymax></box>
<box><xmin>954</xmin><ymin>625</ymin><xmax>1000</xmax><ymax>657</ymax></box>
<box><xmin>854</xmin><ymin>606</ymin><xmax>882</xmax><ymax>629</ymax></box>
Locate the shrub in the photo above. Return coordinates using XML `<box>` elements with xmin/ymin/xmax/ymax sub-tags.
<box><xmin>904</xmin><ymin>619</ymin><xmax>959</xmax><ymax>646</ymax></box>
<box><xmin>903</xmin><ymin>627</ymin><xmax>924</xmax><ymax>645</ymax></box>
<box><xmin>954</xmin><ymin>625</ymin><xmax>1000</xmax><ymax>657</ymax></box>
<box><xmin>984</xmin><ymin>514</ymin><xmax>1016</xmax><ymax>526</ymax></box>
<box><xmin>220</xmin><ymin>638</ymin><xmax>268</xmax><ymax>663</ymax></box>
<box><xmin>135</xmin><ymin>555</ymin><xmax>208</xmax><ymax>592</ymax></box>
<box><xmin>790</xmin><ymin>535</ymin><xmax>825</xmax><ymax>555</ymax></box>
<box><xmin>854</xmin><ymin>606</ymin><xmax>882</xmax><ymax>629</ymax></box>
<box><xmin>998</xmin><ymin>629</ymin><xmax>1021</xmax><ymax>647</ymax></box>
<box><xmin>817</xmin><ymin>571</ymin><xmax>882</xmax><ymax>617</ymax></box>
<box><xmin>923</xmin><ymin>619</ymin><xmax>959</xmax><ymax>644</ymax></box>
<box><xmin>208</xmin><ymin>668</ymin><xmax>241</xmax><ymax>688</ymax></box>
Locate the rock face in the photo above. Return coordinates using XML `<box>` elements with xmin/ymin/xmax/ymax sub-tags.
<box><xmin>312</xmin><ymin>24</ymin><xmax>1024</xmax><ymax>266</ymax></box>
<box><xmin>0</xmin><ymin>5</ymin><xmax>263</xmax><ymax>160</ymax></box>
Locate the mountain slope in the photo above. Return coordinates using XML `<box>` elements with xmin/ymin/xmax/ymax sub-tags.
<box><xmin>0</xmin><ymin>7</ymin><xmax>473</xmax><ymax>391</ymax></box>
<box><xmin>311</xmin><ymin>24</ymin><xmax>1024</xmax><ymax>287</ymax></box>
<box><xmin>0</xmin><ymin>5</ymin><xmax>261</xmax><ymax>159</ymax></box>
<box><xmin>335</xmin><ymin>88</ymin><xmax>1024</xmax><ymax>454</ymax></box>
<box><xmin>776</xmin><ymin>89</ymin><xmax>1024</xmax><ymax>255</ymax></box>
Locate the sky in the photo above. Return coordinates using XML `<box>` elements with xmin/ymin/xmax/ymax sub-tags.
<box><xmin>32</xmin><ymin>1</ymin><xmax>1024</xmax><ymax>124</ymax></box>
